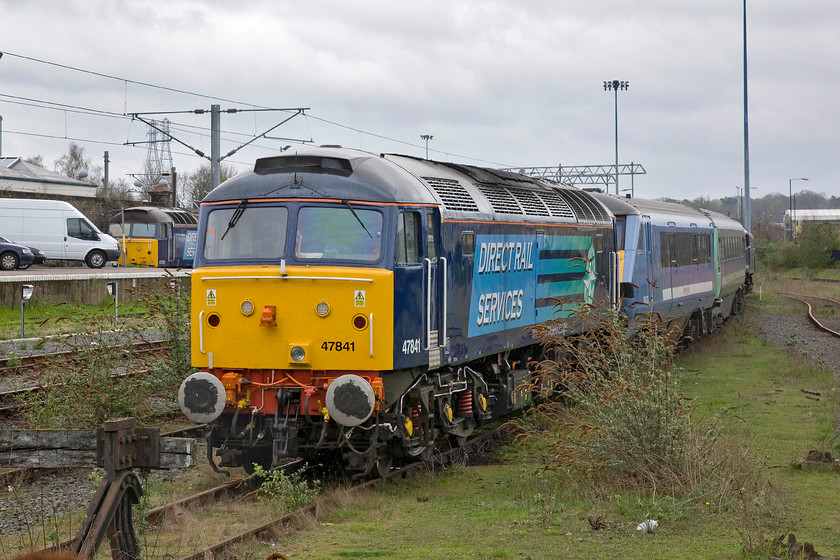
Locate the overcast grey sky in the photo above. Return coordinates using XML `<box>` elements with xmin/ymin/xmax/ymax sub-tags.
<box><xmin>0</xmin><ymin>0</ymin><xmax>836</xmax><ymax>202</ymax></box>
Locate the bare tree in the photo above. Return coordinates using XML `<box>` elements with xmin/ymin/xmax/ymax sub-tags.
<box><xmin>24</xmin><ymin>155</ymin><xmax>45</xmax><ymax>168</ymax></box>
<box><xmin>54</xmin><ymin>142</ymin><xmax>102</xmax><ymax>183</ymax></box>
<box><xmin>98</xmin><ymin>177</ymin><xmax>138</xmax><ymax>203</ymax></box>
<box><xmin>182</xmin><ymin>162</ymin><xmax>238</xmax><ymax>207</ymax></box>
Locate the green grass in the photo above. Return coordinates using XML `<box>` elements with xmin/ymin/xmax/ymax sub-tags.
<box><xmin>0</xmin><ymin>297</ymin><xmax>170</xmax><ymax>341</ymax></box>
<box><xmin>4</xmin><ymin>286</ymin><xmax>836</xmax><ymax>559</ymax></box>
<box><xmin>266</xmin><ymin>300</ymin><xmax>840</xmax><ymax>560</ymax></box>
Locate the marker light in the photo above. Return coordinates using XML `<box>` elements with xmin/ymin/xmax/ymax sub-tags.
<box><xmin>290</xmin><ymin>345</ymin><xmax>306</xmax><ymax>363</ymax></box>
<box><xmin>241</xmin><ymin>299</ymin><xmax>255</xmax><ymax>316</ymax></box>
<box><xmin>353</xmin><ymin>314</ymin><xmax>368</xmax><ymax>330</ymax></box>
<box><xmin>316</xmin><ymin>301</ymin><xmax>330</xmax><ymax>317</ymax></box>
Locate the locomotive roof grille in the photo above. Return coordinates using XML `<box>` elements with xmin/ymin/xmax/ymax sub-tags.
<box><xmin>507</xmin><ymin>187</ymin><xmax>551</xmax><ymax>216</ymax></box>
<box><xmin>478</xmin><ymin>184</ymin><xmax>523</xmax><ymax>215</ymax></box>
<box><xmin>163</xmin><ymin>209</ymin><xmax>198</xmax><ymax>225</ymax></box>
<box><xmin>423</xmin><ymin>177</ymin><xmax>480</xmax><ymax>212</ymax></box>
<box><xmin>556</xmin><ymin>189</ymin><xmax>611</xmax><ymax>222</ymax></box>
<box><xmin>254</xmin><ymin>155</ymin><xmax>354</xmax><ymax>177</ymax></box>
<box><xmin>534</xmin><ymin>191</ymin><xmax>576</xmax><ymax>219</ymax></box>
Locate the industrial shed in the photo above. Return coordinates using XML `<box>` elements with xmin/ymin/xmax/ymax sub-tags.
<box><xmin>0</xmin><ymin>156</ymin><xmax>98</xmax><ymax>198</ymax></box>
<box><xmin>785</xmin><ymin>208</ymin><xmax>840</xmax><ymax>240</ymax></box>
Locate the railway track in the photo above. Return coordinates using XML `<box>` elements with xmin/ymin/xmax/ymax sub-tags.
<box><xmin>779</xmin><ymin>292</ymin><xmax>840</xmax><ymax>338</ymax></box>
<box><xmin>173</xmin><ymin>425</ymin><xmax>511</xmax><ymax>560</ymax></box>
<box><xmin>20</xmin><ymin>424</ymin><xmax>510</xmax><ymax>559</ymax></box>
<box><xmin>0</xmin><ymin>337</ymin><xmax>170</xmax><ymax>374</ymax></box>
<box><xmin>0</xmin><ymin>337</ymin><xmax>173</xmax><ymax>417</ymax></box>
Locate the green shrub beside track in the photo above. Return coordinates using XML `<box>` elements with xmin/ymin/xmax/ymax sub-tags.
<box><xmin>271</xmin><ymin>300</ymin><xmax>839</xmax><ymax>559</ymax></box>
<box><xmin>12</xmin><ymin>287</ymin><xmax>193</xmax><ymax>428</ymax></box>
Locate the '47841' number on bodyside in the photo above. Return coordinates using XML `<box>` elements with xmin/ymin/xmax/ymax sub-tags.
<box><xmin>321</xmin><ymin>341</ymin><xmax>354</xmax><ymax>351</ymax></box>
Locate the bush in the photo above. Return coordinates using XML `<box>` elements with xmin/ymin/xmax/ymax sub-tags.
<box><xmin>250</xmin><ymin>463</ymin><xmax>321</xmax><ymax>515</ymax></box>
<box><xmin>516</xmin><ymin>310</ymin><xmax>757</xmax><ymax>503</ymax></box>
<box><xmin>796</xmin><ymin>223</ymin><xmax>839</xmax><ymax>270</ymax></box>
<box><xmin>758</xmin><ymin>224</ymin><xmax>840</xmax><ymax>270</ymax></box>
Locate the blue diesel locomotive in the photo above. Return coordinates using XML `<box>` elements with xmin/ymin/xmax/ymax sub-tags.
<box><xmin>108</xmin><ymin>207</ymin><xmax>198</xmax><ymax>268</ymax></box>
<box><xmin>178</xmin><ymin>146</ymin><xmax>616</xmax><ymax>475</ymax></box>
<box><xmin>178</xmin><ymin>146</ymin><xmax>752</xmax><ymax>476</ymax></box>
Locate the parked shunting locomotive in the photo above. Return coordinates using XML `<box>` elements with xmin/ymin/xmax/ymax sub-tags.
<box><xmin>178</xmin><ymin>146</ymin><xmax>752</xmax><ymax>476</ymax></box>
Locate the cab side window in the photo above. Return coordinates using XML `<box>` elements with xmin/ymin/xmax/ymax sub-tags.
<box><xmin>426</xmin><ymin>212</ymin><xmax>437</xmax><ymax>261</ymax></box>
<box><xmin>396</xmin><ymin>211</ymin><xmax>421</xmax><ymax>264</ymax></box>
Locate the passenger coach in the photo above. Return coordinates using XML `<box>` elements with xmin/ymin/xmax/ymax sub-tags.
<box><xmin>594</xmin><ymin>193</ymin><xmax>752</xmax><ymax>340</ymax></box>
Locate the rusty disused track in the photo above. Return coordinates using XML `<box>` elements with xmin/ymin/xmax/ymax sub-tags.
<box><xmin>175</xmin><ymin>425</ymin><xmax>513</xmax><ymax>560</ymax></box>
<box><xmin>779</xmin><ymin>292</ymin><xmax>840</xmax><ymax>338</ymax></box>
<box><xmin>0</xmin><ymin>338</ymin><xmax>172</xmax><ymax>416</ymax></box>
<box><xmin>0</xmin><ymin>337</ymin><xmax>170</xmax><ymax>376</ymax></box>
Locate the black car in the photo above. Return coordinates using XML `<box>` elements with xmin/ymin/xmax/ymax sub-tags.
<box><xmin>0</xmin><ymin>235</ymin><xmax>37</xmax><ymax>270</ymax></box>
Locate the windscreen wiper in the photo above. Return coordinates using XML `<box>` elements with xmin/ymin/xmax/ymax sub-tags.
<box><xmin>221</xmin><ymin>199</ymin><xmax>247</xmax><ymax>240</ymax></box>
<box><xmin>342</xmin><ymin>199</ymin><xmax>373</xmax><ymax>239</ymax></box>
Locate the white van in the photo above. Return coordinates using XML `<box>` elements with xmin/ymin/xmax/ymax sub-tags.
<box><xmin>0</xmin><ymin>198</ymin><xmax>121</xmax><ymax>268</ymax></box>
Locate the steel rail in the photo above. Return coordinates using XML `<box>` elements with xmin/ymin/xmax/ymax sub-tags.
<box><xmin>175</xmin><ymin>425</ymin><xmax>513</xmax><ymax>560</ymax></box>
<box><xmin>778</xmin><ymin>292</ymin><xmax>840</xmax><ymax>338</ymax></box>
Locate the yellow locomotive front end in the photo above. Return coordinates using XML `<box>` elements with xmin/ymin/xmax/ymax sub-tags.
<box><xmin>178</xmin><ymin>195</ymin><xmax>398</xmax><ymax>471</ymax></box>
<box><xmin>192</xmin><ymin>265</ymin><xmax>393</xmax><ymax>373</ymax></box>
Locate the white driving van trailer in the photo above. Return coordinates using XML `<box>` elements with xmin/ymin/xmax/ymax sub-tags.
<box><xmin>0</xmin><ymin>198</ymin><xmax>121</xmax><ymax>268</ymax></box>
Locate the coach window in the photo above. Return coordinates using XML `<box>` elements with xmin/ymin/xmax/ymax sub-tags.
<box><xmin>396</xmin><ymin>211</ymin><xmax>421</xmax><ymax>264</ymax></box>
<box><xmin>698</xmin><ymin>234</ymin><xmax>710</xmax><ymax>264</ymax></box>
<box><xmin>461</xmin><ymin>231</ymin><xmax>475</xmax><ymax>257</ymax></box>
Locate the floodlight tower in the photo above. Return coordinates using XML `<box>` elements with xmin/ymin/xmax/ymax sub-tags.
<box><xmin>603</xmin><ymin>80</ymin><xmax>629</xmax><ymax>195</ymax></box>
<box><xmin>421</xmin><ymin>134</ymin><xmax>434</xmax><ymax>159</ymax></box>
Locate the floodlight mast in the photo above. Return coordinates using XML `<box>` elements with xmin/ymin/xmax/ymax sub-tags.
<box><xmin>603</xmin><ymin>80</ymin><xmax>629</xmax><ymax>195</ymax></box>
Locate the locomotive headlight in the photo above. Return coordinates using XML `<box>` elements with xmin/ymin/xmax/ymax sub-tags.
<box><xmin>290</xmin><ymin>344</ymin><xmax>307</xmax><ymax>363</ymax></box>
<box><xmin>315</xmin><ymin>300</ymin><xmax>330</xmax><ymax>317</ymax></box>
<box><xmin>240</xmin><ymin>299</ymin><xmax>255</xmax><ymax>316</ymax></box>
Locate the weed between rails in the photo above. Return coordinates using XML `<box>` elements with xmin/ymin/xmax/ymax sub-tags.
<box><xmin>14</xmin><ymin>283</ymin><xmax>194</xmax><ymax>428</ymax></box>
<box><xmin>249</xmin><ymin>464</ymin><xmax>322</xmax><ymax>516</ymax></box>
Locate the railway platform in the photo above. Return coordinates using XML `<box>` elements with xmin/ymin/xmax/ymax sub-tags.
<box><xmin>0</xmin><ymin>266</ymin><xmax>191</xmax><ymax>307</ymax></box>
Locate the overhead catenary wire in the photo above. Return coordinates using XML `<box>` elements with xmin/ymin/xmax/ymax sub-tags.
<box><xmin>1</xmin><ymin>50</ymin><xmax>517</xmax><ymax>169</ymax></box>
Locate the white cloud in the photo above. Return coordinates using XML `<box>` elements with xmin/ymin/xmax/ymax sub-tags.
<box><xmin>0</xmin><ymin>0</ymin><xmax>837</xmax><ymax>202</ymax></box>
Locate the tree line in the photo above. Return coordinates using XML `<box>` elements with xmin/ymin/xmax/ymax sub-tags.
<box><xmin>25</xmin><ymin>142</ymin><xmax>237</xmax><ymax>208</ymax></box>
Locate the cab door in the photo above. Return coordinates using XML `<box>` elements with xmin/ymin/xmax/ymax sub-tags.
<box><xmin>422</xmin><ymin>209</ymin><xmax>447</xmax><ymax>370</ymax></box>
<box><xmin>392</xmin><ymin>209</ymin><xmax>428</xmax><ymax>370</ymax></box>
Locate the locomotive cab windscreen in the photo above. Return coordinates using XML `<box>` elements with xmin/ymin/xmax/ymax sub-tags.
<box><xmin>202</xmin><ymin>203</ymin><xmax>383</xmax><ymax>264</ymax></box>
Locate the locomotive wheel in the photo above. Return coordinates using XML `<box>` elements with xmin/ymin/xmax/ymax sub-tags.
<box><xmin>375</xmin><ymin>453</ymin><xmax>393</xmax><ymax>478</ymax></box>
<box><xmin>242</xmin><ymin>447</ymin><xmax>272</xmax><ymax>474</ymax></box>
